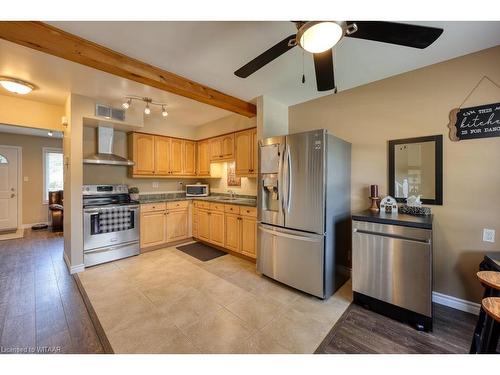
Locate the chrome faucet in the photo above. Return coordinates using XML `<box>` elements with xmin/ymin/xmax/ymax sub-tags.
<box><xmin>227</xmin><ymin>190</ymin><xmax>235</xmax><ymax>199</ymax></box>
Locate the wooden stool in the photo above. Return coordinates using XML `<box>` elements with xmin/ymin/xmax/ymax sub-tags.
<box><xmin>477</xmin><ymin>297</ymin><xmax>500</xmax><ymax>353</ymax></box>
<box><xmin>470</xmin><ymin>271</ymin><xmax>500</xmax><ymax>353</ymax></box>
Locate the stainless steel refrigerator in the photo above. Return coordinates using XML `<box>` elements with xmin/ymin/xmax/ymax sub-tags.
<box><xmin>257</xmin><ymin>129</ymin><xmax>351</xmax><ymax>299</ymax></box>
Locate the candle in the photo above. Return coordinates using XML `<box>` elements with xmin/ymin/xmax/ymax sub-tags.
<box><xmin>370</xmin><ymin>185</ymin><xmax>378</xmax><ymax>198</ymax></box>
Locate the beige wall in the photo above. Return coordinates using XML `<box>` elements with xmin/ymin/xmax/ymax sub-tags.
<box><xmin>0</xmin><ymin>94</ymin><xmax>64</xmax><ymax>131</ymax></box>
<box><xmin>195</xmin><ymin>114</ymin><xmax>256</xmax><ymax>140</ymax></box>
<box><xmin>203</xmin><ymin>162</ymin><xmax>257</xmax><ymax>196</ymax></box>
<box><xmin>289</xmin><ymin>46</ymin><xmax>500</xmax><ymax>303</ymax></box>
<box><xmin>0</xmin><ymin>132</ymin><xmax>62</xmax><ymax>225</ymax></box>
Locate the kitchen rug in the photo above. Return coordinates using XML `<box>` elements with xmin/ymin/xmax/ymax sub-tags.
<box><xmin>176</xmin><ymin>242</ymin><xmax>227</xmax><ymax>262</ymax></box>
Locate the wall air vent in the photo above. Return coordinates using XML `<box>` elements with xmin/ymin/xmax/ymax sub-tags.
<box><xmin>95</xmin><ymin>104</ymin><xmax>126</xmax><ymax>122</ymax></box>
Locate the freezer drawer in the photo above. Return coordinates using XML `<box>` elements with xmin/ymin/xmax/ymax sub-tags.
<box><xmin>257</xmin><ymin>223</ymin><xmax>325</xmax><ymax>298</ymax></box>
<box><xmin>352</xmin><ymin>220</ymin><xmax>432</xmax><ymax>317</ymax></box>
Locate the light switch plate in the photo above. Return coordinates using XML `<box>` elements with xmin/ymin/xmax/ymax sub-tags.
<box><xmin>483</xmin><ymin>228</ymin><xmax>495</xmax><ymax>243</ymax></box>
<box><xmin>23</xmin><ymin>176</ymin><xmax>29</xmax><ymax>182</ymax></box>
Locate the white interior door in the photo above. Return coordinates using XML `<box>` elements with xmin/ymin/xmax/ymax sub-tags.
<box><xmin>0</xmin><ymin>146</ymin><xmax>19</xmax><ymax>231</ymax></box>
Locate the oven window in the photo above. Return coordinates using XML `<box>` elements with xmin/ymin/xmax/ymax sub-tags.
<box><xmin>91</xmin><ymin>208</ymin><xmax>135</xmax><ymax>235</ymax></box>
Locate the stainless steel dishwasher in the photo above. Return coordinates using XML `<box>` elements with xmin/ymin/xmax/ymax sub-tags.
<box><xmin>352</xmin><ymin>215</ymin><xmax>433</xmax><ymax>331</ymax></box>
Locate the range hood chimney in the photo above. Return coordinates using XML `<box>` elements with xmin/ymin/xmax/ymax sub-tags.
<box><xmin>83</xmin><ymin>127</ymin><xmax>134</xmax><ymax>166</ymax></box>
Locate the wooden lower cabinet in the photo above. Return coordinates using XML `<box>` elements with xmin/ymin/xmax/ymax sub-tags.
<box><xmin>241</xmin><ymin>216</ymin><xmax>257</xmax><ymax>258</ymax></box>
<box><xmin>140</xmin><ymin>210</ymin><xmax>167</xmax><ymax>248</ymax></box>
<box><xmin>193</xmin><ymin>202</ymin><xmax>257</xmax><ymax>259</ymax></box>
<box><xmin>140</xmin><ymin>202</ymin><xmax>190</xmax><ymax>250</ymax></box>
<box><xmin>166</xmin><ymin>209</ymin><xmax>188</xmax><ymax>242</ymax></box>
<box><xmin>209</xmin><ymin>211</ymin><xmax>225</xmax><ymax>247</ymax></box>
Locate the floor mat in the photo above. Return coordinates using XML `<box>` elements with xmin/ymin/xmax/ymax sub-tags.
<box><xmin>176</xmin><ymin>241</ymin><xmax>227</xmax><ymax>262</ymax></box>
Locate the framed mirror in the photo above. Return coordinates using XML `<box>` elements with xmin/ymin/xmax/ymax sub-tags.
<box><xmin>388</xmin><ymin>135</ymin><xmax>443</xmax><ymax>205</ymax></box>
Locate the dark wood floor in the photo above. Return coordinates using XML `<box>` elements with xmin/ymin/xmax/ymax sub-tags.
<box><xmin>0</xmin><ymin>230</ymin><xmax>103</xmax><ymax>354</ymax></box>
<box><xmin>316</xmin><ymin>302</ymin><xmax>478</xmax><ymax>354</ymax></box>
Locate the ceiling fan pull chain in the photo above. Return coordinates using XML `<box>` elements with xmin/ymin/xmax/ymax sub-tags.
<box><xmin>301</xmin><ymin>50</ymin><xmax>305</xmax><ymax>84</ymax></box>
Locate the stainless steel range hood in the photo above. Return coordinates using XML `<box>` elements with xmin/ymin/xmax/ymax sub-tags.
<box><xmin>83</xmin><ymin>126</ymin><xmax>135</xmax><ymax>166</ymax></box>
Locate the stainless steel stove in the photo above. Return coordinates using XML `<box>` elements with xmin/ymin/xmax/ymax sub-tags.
<box><xmin>82</xmin><ymin>184</ymin><xmax>140</xmax><ymax>267</ymax></box>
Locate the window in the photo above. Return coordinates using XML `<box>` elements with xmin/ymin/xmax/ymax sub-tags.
<box><xmin>0</xmin><ymin>154</ymin><xmax>7</xmax><ymax>164</ymax></box>
<box><xmin>43</xmin><ymin>148</ymin><xmax>63</xmax><ymax>203</ymax></box>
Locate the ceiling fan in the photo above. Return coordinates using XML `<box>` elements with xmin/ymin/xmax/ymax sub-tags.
<box><xmin>234</xmin><ymin>21</ymin><xmax>444</xmax><ymax>92</ymax></box>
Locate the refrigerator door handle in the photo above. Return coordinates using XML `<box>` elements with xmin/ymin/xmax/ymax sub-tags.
<box><xmin>280</xmin><ymin>144</ymin><xmax>287</xmax><ymax>213</ymax></box>
<box><xmin>259</xmin><ymin>225</ymin><xmax>323</xmax><ymax>243</ymax></box>
<box><xmin>285</xmin><ymin>143</ymin><xmax>292</xmax><ymax>213</ymax></box>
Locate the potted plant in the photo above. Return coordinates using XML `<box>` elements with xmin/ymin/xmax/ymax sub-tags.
<box><xmin>129</xmin><ymin>187</ymin><xmax>140</xmax><ymax>201</ymax></box>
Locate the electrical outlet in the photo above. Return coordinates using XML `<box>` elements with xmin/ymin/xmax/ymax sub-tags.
<box><xmin>152</xmin><ymin>181</ymin><xmax>159</xmax><ymax>188</ymax></box>
<box><xmin>483</xmin><ymin>228</ymin><xmax>495</xmax><ymax>243</ymax></box>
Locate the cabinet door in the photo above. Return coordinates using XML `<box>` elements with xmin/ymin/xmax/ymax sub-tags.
<box><xmin>221</xmin><ymin>134</ymin><xmax>234</xmax><ymax>159</ymax></box>
<box><xmin>224</xmin><ymin>214</ymin><xmax>241</xmax><ymax>252</ymax></box>
<box><xmin>183</xmin><ymin>140</ymin><xmax>196</xmax><ymax>176</ymax></box>
<box><xmin>140</xmin><ymin>211</ymin><xmax>167</xmax><ymax>248</ymax></box>
<box><xmin>235</xmin><ymin>130</ymin><xmax>252</xmax><ymax>175</ymax></box>
<box><xmin>241</xmin><ymin>216</ymin><xmax>257</xmax><ymax>258</ymax></box>
<box><xmin>210</xmin><ymin>137</ymin><xmax>223</xmax><ymax>161</ymax></box>
<box><xmin>198</xmin><ymin>209</ymin><xmax>210</xmax><ymax>242</ymax></box>
<box><xmin>154</xmin><ymin>136</ymin><xmax>170</xmax><ymax>175</ymax></box>
<box><xmin>251</xmin><ymin>128</ymin><xmax>258</xmax><ymax>174</ymax></box>
<box><xmin>170</xmin><ymin>138</ymin><xmax>183</xmax><ymax>175</ymax></box>
<box><xmin>192</xmin><ymin>207</ymin><xmax>198</xmax><ymax>237</ymax></box>
<box><xmin>166</xmin><ymin>209</ymin><xmax>188</xmax><ymax>242</ymax></box>
<box><xmin>197</xmin><ymin>140</ymin><xmax>211</xmax><ymax>176</ymax></box>
<box><xmin>209</xmin><ymin>211</ymin><xmax>225</xmax><ymax>246</ymax></box>
<box><xmin>133</xmin><ymin>133</ymin><xmax>155</xmax><ymax>175</ymax></box>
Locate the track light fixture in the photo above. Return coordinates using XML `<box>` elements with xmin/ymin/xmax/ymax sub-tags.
<box><xmin>121</xmin><ymin>96</ymin><xmax>168</xmax><ymax>119</ymax></box>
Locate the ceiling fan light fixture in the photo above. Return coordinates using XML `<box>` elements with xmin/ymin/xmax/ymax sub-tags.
<box><xmin>297</xmin><ymin>21</ymin><xmax>345</xmax><ymax>53</ymax></box>
<box><xmin>0</xmin><ymin>76</ymin><xmax>36</xmax><ymax>95</ymax></box>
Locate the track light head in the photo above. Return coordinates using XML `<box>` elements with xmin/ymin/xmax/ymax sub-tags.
<box><xmin>144</xmin><ymin>103</ymin><xmax>151</xmax><ymax>115</ymax></box>
<box><xmin>162</xmin><ymin>106</ymin><xmax>168</xmax><ymax>118</ymax></box>
<box><xmin>122</xmin><ymin>98</ymin><xmax>131</xmax><ymax>109</ymax></box>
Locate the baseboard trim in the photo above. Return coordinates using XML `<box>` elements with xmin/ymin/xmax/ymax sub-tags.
<box><xmin>432</xmin><ymin>291</ymin><xmax>480</xmax><ymax>315</ymax></box>
<box><xmin>63</xmin><ymin>252</ymin><xmax>85</xmax><ymax>274</ymax></box>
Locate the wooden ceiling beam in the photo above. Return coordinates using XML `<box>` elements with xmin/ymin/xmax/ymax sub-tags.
<box><xmin>0</xmin><ymin>21</ymin><xmax>257</xmax><ymax>117</ymax></box>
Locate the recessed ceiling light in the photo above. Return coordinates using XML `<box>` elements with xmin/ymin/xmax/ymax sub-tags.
<box><xmin>297</xmin><ymin>21</ymin><xmax>345</xmax><ymax>54</ymax></box>
<box><xmin>0</xmin><ymin>76</ymin><xmax>36</xmax><ymax>95</ymax></box>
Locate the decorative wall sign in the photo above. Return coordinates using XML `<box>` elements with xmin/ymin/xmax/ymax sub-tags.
<box><xmin>448</xmin><ymin>102</ymin><xmax>500</xmax><ymax>141</ymax></box>
<box><xmin>227</xmin><ymin>161</ymin><xmax>241</xmax><ymax>187</ymax></box>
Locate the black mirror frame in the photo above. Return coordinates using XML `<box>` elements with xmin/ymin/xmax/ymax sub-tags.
<box><xmin>388</xmin><ymin>135</ymin><xmax>443</xmax><ymax>205</ymax></box>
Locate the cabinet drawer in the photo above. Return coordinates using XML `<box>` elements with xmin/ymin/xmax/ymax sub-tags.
<box><xmin>224</xmin><ymin>204</ymin><xmax>240</xmax><ymax>215</ymax></box>
<box><xmin>167</xmin><ymin>200</ymin><xmax>189</xmax><ymax>210</ymax></box>
<box><xmin>209</xmin><ymin>202</ymin><xmax>225</xmax><ymax>212</ymax></box>
<box><xmin>240</xmin><ymin>206</ymin><xmax>257</xmax><ymax>217</ymax></box>
<box><xmin>194</xmin><ymin>201</ymin><xmax>210</xmax><ymax>209</ymax></box>
<box><xmin>141</xmin><ymin>202</ymin><xmax>166</xmax><ymax>212</ymax></box>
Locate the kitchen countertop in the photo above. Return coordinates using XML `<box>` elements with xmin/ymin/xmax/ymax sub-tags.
<box><xmin>138</xmin><ymin>195</ymin><xmax>257</xmax><ymax>207</ymax></box>
<box><xmin>352</xmin><ymin>209</ymin><xmax>433</xmax><ymax>230</ymax></box>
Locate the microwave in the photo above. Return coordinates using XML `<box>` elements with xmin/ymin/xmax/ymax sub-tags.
<box><xmin>186</xmin><ymin>184</ymin><xmax>210</xmax><ymax>197</ymax></box>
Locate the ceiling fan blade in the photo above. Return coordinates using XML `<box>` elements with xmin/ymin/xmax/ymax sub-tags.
<box><xmin>313</xmin><ymin>49</ymin><xmax>336</xmax><ymax>92</ymax></box>
<box><xmin>234</xmin><ymin>34</ymin><xmax>297</xmax><ymax>78</ymax></box>
<box><xmin>346</xmin><ymin>21</ymin><xmax>443</xmax><ymax>49</ymax></box>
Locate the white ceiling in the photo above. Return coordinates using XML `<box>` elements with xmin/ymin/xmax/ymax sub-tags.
<box><xmin>47</xmin><ymin>21</ymin><xmax>500</xmax><ymax>106</ymax></box>
<box><xmin>0</xmin><ymin>123</ymin><xmax>63</xmax><ymax>138</ymax></box>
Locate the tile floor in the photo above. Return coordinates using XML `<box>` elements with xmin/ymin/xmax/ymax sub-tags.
<box><xmin>77</xmin><ymin>242</ymin><xmax>352</xmax><ymax>354</ymax></box>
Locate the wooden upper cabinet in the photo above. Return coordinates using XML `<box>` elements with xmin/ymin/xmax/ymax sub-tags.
<box><xmin>154</xmin><ymin>136</ymin><xmax>170</xmax><ymax>175</ymax></box>
<box><xmin>210</xmin><ymin>134</ymin><xmax>234</xmax><ymax>161</ymax></box>
<box><xmin>130</xmin><ymin>133</ymin><xmax>155</xmax><ymax>175</ymax></box>
<box><xmin>197</xmin><ymin>140</ymin><xmax>211</xmax><ymax>176</ymax></box>
<box><xmin>251</xmin><ymin>129</ymin><xmax>258</xmax><ymax>174</ymax></box>
<box><xmin>170</xmin><ymin>138</ymin><xmax>183</xmax><ymax>175</ymax></box>
<box><xmin>235</xmin><ymin>129</ymin><xmax>257</xmax><ymax>176</ymax></box>
<box><xmin>183</xmin><ymin>140</ymin><xmax>196</xmax><ymax>176</ymax></box>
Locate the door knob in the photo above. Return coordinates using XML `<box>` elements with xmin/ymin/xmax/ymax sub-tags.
<box><xmin>11</xmin><ymin>188</ymin><xmax>15</xmax><ymax>191</ymax></box>
<box><xmin>11</xmin><ymin>193</ymin><xmax>16</xmax><ymax>198</ymax></box>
